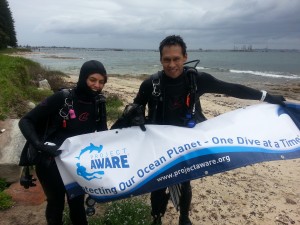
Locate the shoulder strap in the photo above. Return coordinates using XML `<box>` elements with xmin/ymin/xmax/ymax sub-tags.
<box><xmin>61</xmin><ymin>88</ymin><xmax>73</xmax><ymax>99</ymax></box>
<box><xmin>95</xmin><ymin>93</ymin><xmax>108</xmax><ymax>131</ymax></box>
<box><xmin>185</xmin><ymin>66</ymin><xmax>197</xmax><ymax>105</ymax></box>
<box><xmin>184</xmin><ymin>66</ymin><xmax>198</xmax><ymax>127</ymax></box>
<box><xmin>151</xmin><ymin>71</ymin><xmax>162</xmax><ymax>97</ymax></box>
<box><xmin>150</xmin><ymin>71</ymin><xmax>163</xmax><ymax>123</ymax></box>
<box><xmin>45</xmin><ymin>88</ymin><xmax>73</xmax><ymax>135</ymax></box>
<box><xmin>149</xmin><ymin>69</ymin><xmax>198</xmax><ymax>127</ymax></box>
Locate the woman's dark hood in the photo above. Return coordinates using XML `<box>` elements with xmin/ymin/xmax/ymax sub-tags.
<box><xmin>75</xmin><ymin>60</ymin><xmax>107</xmax><ymax>98</ymax></box>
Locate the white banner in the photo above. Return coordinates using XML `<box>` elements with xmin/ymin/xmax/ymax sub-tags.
<box><xmin>56</xmin><ymin>102</ymin><xmax>300</xmax><ymax>202</ymax></box>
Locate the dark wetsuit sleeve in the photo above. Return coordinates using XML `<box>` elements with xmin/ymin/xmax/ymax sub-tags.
<box><xmin>19</xmin><ymin>92</ymin><xmax>65</xmax><ymax>146</ymax></box>
<box><xmin>133</xmin><ymin>78</ymin><xmax>152</xmax><ymax>106</ymax></box>
<box><xmin>197</xmin><ymin>72</ymin><xmax>262</xmax><ymax>100</ymax></box>
<box><xmin>99</xmin><ymin>102</ymin><xmax>108</xmax><ymax>131</ymax></box>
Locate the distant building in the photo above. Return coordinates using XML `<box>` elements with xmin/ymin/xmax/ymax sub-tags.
<box><xmin>233</xmin><ymin>44</ymin><xmax>253</xmax><ymax>52</ymax></box>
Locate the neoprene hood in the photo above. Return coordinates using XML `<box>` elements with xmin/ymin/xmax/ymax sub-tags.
<box><xmin>76</xmin><ymin>60</ymin><xmax>107</xmax><ymax>97</ymax></box>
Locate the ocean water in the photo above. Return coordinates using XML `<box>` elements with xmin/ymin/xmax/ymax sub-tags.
<box><xmin>23</xmin><ymin>48</ymin><xmax>300</xmax><ymax>84</ymax></box>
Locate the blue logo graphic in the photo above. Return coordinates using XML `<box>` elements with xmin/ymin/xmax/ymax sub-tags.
<box><xmin>76</xmin><ymin>143</ymin><xmax>105</xmax><ymax>181</ymax></box>
<box><xmin>76</xmin><ymin>163</ymin><xmax>104</xmax><ymax>181</ymax></box>
<box><xmin>76</xmin><ymin>143</ymin><xmax>103</xmax><ymax>159</ymax></box>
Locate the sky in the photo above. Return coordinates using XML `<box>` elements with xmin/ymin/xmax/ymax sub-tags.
<box><xmin>7</xmin><ymin>0</ymin><xmax>300</xmax><ymax>50</ymax></box>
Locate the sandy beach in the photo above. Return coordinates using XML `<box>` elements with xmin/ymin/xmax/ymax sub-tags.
<box><xmin>104</xmin><ymin>76</ymin><xmax>300</xmax><ymax>225</ymax></box>
<box><xmin>1</xmin><ymin>74</ymin><xmax>300</xmax><ymax>225</ymax></box>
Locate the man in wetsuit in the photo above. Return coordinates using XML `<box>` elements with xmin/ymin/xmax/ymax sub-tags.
<box><xmin>133</xmin><ymin>35</ymin><xmax>285</xmax><ymax>225</ymax></box>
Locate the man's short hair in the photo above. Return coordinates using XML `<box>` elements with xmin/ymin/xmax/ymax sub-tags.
<box><xmin>159</xmin><ymin>35</ymin><xmax>187</xmax><ymax>59</ymax></box>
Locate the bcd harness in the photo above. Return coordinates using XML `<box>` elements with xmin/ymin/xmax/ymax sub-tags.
<box><xmin>58</xmin><ymin>89</ymin><xmax>106</xmax><ymax>132</ymax></box>
<box><xmin>19</xmin><ymin>89</ymin><xmax>107</xmax><ymax>189</ymax></box>
<box><xmin>150</xmin><ymin>61</ymin><xmax>200</xmax><ymax>212</ymax></box>
<box><xmin>151</xmin><ymin>65</ymin><xmax>198</xmax><ymax>128</ymax></box>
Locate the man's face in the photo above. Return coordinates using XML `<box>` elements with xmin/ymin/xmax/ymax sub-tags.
<box><xmin>160</xmin><ymin>45</ymin><xmax>187</xmax><ymax>79</ymax></box>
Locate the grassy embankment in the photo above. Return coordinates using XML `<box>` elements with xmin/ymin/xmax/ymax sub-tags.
<box><xmin>0</xmin><ymin>49</ymin><xmax>152</xmax><ymax>224</ymax></box>
<box><xmin>0</xmin><ymin>49</ymin><xmax>125</xmax><ymax>120</ymax></box>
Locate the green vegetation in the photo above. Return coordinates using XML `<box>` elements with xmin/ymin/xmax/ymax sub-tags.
<box><xmin>0</xmin><ymin>0</ymin><xmax>17</xmax><ymax>49</ymax></box>
<box><xmin>0</xmin><ymin>47</ymin><xmax>31</xmax><ymax>54</ymax></box>
<box><xmin>0</xmin><ymin>192</ymin><xmax>13</xmax><ymax>210</ymax></box>
<box><xmin>0</xmin><ymin>52</ymin><xmax>123</xmax><ymax>120</ymax></box>
<box><xmin>0</xmin><ymin>179</ymin><xmax>14</xmax><ymax>210</ymax></box>
<box><xmin>106</xmin><ymin>94</ymin><xmax>123</xmax><ymax>121</ymax></box>
<box><xmin>63</xmin><ymin>197</ymin><xmax>152</xmax><ymax>225</ymax></box>
<box><xmin>0</xmin><ymin>178</ymin><xmax>7</xmax><ymax>191</ymax></box>
<box><xmin>100</xmin><ymin>197</ymin><xmax>152</xmax><ymax>225</ymax></box>
<box><xmin>0</xmin><ymin>54</ymin><xmax>66</xmax><ymax>119</ymax></box>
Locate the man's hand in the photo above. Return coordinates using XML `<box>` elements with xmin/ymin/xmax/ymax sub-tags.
<box><xmin>123</xmin><ymin>103</ymin><xmax>145</xmax><ymax>126</ymax></box>
<box><xmin>264</xmin><ymin>93</ymin><xmax>286</xmax><ymax>106</ymax></box>
<box><xmin>111</xmin><ymin>103</ymin><xmax>146</xmax><ymax>131</ymax></box>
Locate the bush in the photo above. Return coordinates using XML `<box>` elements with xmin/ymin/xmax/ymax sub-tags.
<box><xmin>0</xmin><ymin>179</ymin><xmax>7</xmax><ymax>192</ymax></box>
<box><xmin>0</xmin><ymin>48</ymin><xmax>31</xmax><ymax>54</ymax></box>
<box><xmin>102</xmin><ymin>197</ymin><xmax>152</xmax><ymax>225</ymax></box>
<box><xmin>106</xmin><ymin>94</ymin><xmax>123</xmax><ymax>122</ymax></box>
<box><xmin>0</xmin><ymin>179</ymin><xmax>14</xmax><ymax>210</ymax></box>
<box><xmin>0</xmin><ymin>192</ymin><xmax>14</xmax><ymax>210</ymax></box>
<box><xmin>63</xmin><ymin>197</ymin><xmax>152</xmax><ymax>225</ymax></box>
<box><xmin>0</xmin><ymin>54</ymin><xmax>123</xmax><ymax>121</ymax></box>
<box><xmin>0</xmin><ymin>54</ymin><xmax>61</xmax><ymax>119</ymax></box>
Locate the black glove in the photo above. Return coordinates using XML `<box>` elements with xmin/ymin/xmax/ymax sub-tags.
<box><xmin>19</xmin><ymin>118</ymin><xmax>62</xmax><ymax>157</ymax></box>
<box><xmin>123</xmin><ymin>103</ymin><xmax>145</xmax><ymax>125</ymax></box>
<box><xmin>37</xmin><ymin>142</ymin><xmax>62</xmax><ymax>157</ymax></box>
<box><xmin>264</xmin><ymin>93</ymin><xmax>286</xmax><ymax>106</ymax></box>
<box><xmin>111</xmin><ymin>103</ymin><xmax>146</xmax><ymax>131</ymax></box>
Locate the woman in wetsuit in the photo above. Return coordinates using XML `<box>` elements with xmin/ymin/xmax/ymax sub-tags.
<box><xmin>19</xmin><ymin>60</ymin><xmax>108</xmax><ymax>225</ymax></box>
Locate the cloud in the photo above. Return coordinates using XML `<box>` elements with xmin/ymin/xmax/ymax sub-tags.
<box><xmin>8</xmin><ymin>0</ymin><xmax>300</xmax><ymax>49</ymax></box>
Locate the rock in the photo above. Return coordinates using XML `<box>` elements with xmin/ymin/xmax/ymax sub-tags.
<box><xmin>0</xmin><ymin>119</ymin><xmax>26</xmax><ymax>183</ymax></box>
<box><xmin>4</xmin><ymin>170</ymin><xmax>45</xmax><ymax>206</ymax></box>
<box><xmin>27</xmin><ymin>101</ymin><xmax>36</xmax><ymax>109</ymax></box>
<box><xmin>38</xmin><ymin>79</ymin><xmax>51</xmax><ymax>90</ymax></box>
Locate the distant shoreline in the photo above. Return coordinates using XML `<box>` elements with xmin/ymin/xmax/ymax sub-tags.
<box><xmin>23</xmin><ymin>46</ymin><xmax>300</xmax><ymax>52</ymax></box>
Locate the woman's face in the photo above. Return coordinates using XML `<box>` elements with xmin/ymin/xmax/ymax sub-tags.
<box><xmin>86</xmin><ymin>73</ymin><xmax>106</xmax><ymax>92</ymax></box>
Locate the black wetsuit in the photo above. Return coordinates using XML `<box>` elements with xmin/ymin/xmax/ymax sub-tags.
<box><xmin>133</xmin><ymin>68</ymin><xmax>262</xmax><ymax>218</ymax></box>
<box><xmin>19</xmin><ymin>88</ymin><xmax>107</xmax><ymax>225</ymax></box>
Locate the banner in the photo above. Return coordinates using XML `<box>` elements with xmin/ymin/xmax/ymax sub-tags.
<box><xmin>56</xmin><ymin>102</ymin><xmax>300</xmax><ymax>202</ymax></box>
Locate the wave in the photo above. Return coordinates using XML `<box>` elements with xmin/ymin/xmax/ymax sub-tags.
<box><xmin>197</xmin><ymin>66</ymin><xmax>299</xmax><ymax>79</ymax></box>
<box><xmin>230</xmin><ymin>69</ymin><xmax>299</xmax><ymax>79</ymax></box>
<box><xmin>196</xmin><ymin>66</ymin><xmax>208</xmax><ymax>70</ymax></box>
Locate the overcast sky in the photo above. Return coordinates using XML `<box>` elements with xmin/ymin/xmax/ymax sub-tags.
<box><xmin>7</xmin><ymin>0</ymin><xmax>300</xmax><ymax>50</ymax></box>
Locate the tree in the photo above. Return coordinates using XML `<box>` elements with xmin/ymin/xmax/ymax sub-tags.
<box><xmin>0</xmin><ymin>0</ymin><xmax>17</xmax><ymax>49</ymax></box>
